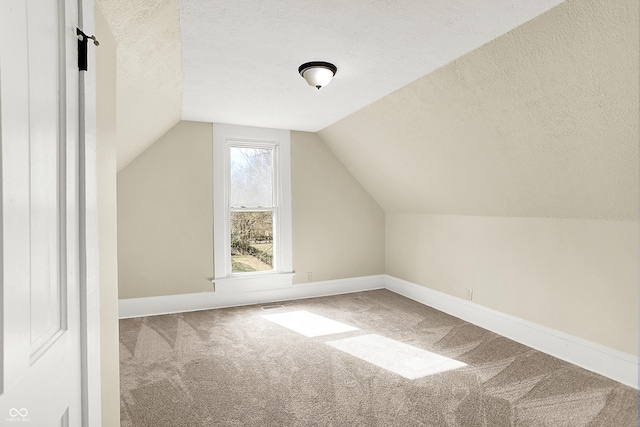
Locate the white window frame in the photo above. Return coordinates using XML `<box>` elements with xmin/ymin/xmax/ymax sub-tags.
<box><xmin>213</xmin><ymin>124</ymin><xmax>293</xmax><ymax>293</ymax></box>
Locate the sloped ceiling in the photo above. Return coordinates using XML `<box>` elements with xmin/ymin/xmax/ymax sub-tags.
<box><xmin>98</xmin><ymin>0</ymin><xmax>565</xmax><ymax>170</ymax></box>
<box><xmin>319</xmin><ymin>0</ymin><xmax>639</xmax><ymax>220</ymax></box>
<box><xmin>97</xmin><ymin>0</ymin><xmax>183</xmax><ymax>170</ymax></box>
<box><xmin>98</xmin><ymin>0</ymin><xmax>638</xmax><ymax>221</ymax></box>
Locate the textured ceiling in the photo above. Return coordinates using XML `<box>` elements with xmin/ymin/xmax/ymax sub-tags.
<box><xmin>179</xmin><ymin>0</ymin><xmax>564</xmax><ymax>132</ymax></box>
<box><xmin>319</xmin><ymin>0</ymin><xmax>639</xmax><ymax>220</ymax></box>
<box><xmin>97</xmin><ymin>0</ymin><xmax>183</xmax><ymax>170</ymax></box>
<box><xmin>99</xmin><ymin>0</ymin><xmax>638</xmax><ymax>220</ymax></box>
<box><xmin>98</xmin><ymin>0</ymin><xmax>566</xmax><ymax>169</ymax></box>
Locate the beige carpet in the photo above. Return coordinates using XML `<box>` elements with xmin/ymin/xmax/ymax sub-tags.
<box><xmin>119</xmin><ymin>289</ymin><xmax>638</xmax><ymax>426</ymax></box>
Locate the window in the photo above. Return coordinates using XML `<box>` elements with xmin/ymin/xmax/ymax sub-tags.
<box><xmin>213</xmin><ymin>125</ymin><xmax>293</xmax><ymax>293</ymax></box>
<box><xmin>229</xmin><ymin>145</ymin><xmax>274</xmax><ymax>273</ymax></box>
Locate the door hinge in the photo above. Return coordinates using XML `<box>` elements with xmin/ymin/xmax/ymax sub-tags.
<box><xmin>76</xmin><ymin>28</ymin><xmax>99</xmax><ymax>71</ymax></box>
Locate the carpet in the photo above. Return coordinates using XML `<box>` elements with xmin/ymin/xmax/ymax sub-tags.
<box><xmin>119</xmin><ymin>289</ymin><xmax>638</xmax><ymax>426</ymax></box>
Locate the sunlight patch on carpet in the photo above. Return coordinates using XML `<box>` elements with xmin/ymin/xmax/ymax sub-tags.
<box><xmin>326</xmin><ymin>334</ymin><xmax>467</xmax><ymax>379</ymax></box>
<box><xmin>260</xmin><ymin>310</ymin><xmax>359</xmax><ymax>337</ymax></box>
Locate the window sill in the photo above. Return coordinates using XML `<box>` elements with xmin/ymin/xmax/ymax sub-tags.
<box><xmin>213</xmin><ymin>272</ymin><xmax>295</xmax><ymax>294</ymax></box>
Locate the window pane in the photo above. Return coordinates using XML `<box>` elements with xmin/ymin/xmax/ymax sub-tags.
<box><xmin>231</xmin><ymin>211</ymin><xmax>274</xmax><ymax>272</ymax></box>
<box><xmin>230</xmin><ymin>146</ymin><xmax>273</xmax><ymax>207</ymax></box>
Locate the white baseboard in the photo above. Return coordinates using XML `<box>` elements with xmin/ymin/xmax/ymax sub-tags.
<box><xmin>384</xmin><ymin>275</ymin><xmax>639</xmax><ymax>389</ymax></box>
<box><xmin>118</xmin><ymin>274</ymin><xmax>385</xmax><ymax>319</ymax></box>
<box><xmin>117</xmin><ymin>273</ymin><xmax>638</xmax><ymax>389</ymax></box>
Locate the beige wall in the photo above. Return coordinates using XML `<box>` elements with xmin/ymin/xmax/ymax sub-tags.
<box><xmin>291</xmin><ymin>131</ymin><xmax>385</xmax><ymax>283</ymax></box>
<box><xmin>117</xmin><ymin>121</ymin><xmax>214</xmax><ymax>299</ymax></box>
<box><xmin>386</xmin><ymin>214</ymin><xmax>638</xmax><ymax>355</ymax></box>
<box><xmin>317</xmin><ymin>0</ymin><xmax>638</xmax><ymax>356</ymax></box>
<box><xmin>95</xmin><ymin>4</ymin><xmax>120</xmax><ymax>425</ymax></box>
<box><xmin>116</xmin><ymin>0</ymin><xmax>637</xmax><ymax>361</ymax></box>
<box><xmin>117</xmin><ymin>125</ymin><xmax>385</xmax><ymax>298</ymax></box>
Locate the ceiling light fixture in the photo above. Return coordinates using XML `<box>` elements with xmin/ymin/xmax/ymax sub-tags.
<box><xmin>298</xmin><ymin>61</ymin><xmax>337</xmax><ymax>90</ymax></box>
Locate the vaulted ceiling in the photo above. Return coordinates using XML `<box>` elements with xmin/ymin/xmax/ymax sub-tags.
<box><xmin>97</xmin><ymin>0</ymin><xmax>564</xmax><ymax>170</ymax></box>
<box><xmin>98</xmin><ymin>0</ymin><xmax>182</xmax><ymax>170</ymax></box>
<box><xmin>97</xmin><ymin>0</ymin><xmax>638</xmax><ymax>220</ymax></box>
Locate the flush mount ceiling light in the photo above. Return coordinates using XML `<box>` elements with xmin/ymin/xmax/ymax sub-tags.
<box><xmin>298</xmin><ymin>61</ymin><xmax>337</xmax><ymax>90</ymax></box>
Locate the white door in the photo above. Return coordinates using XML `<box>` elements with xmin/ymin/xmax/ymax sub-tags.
<box><xmin>0</xmin><ymin>0</ymin><xmax>88</xmax><ymax>425</ymax></box>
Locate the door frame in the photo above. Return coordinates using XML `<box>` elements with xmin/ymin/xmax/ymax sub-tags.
<box><xmin>78</xmin><ymin>0</ymin><xmax>102</xmax><ymax>425</ymax></box>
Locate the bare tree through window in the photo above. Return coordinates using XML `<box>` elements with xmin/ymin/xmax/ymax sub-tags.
<box><xmin>229</xmin><ymin>146</ymin><xmax>275</xmax><ymax>273</ymax></box>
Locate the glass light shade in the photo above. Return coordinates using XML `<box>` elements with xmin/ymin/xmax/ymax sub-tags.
<box><xmin>302</xmin><ymin>67</ymin><xmax>334</xmax><ymax>88</ymax></box>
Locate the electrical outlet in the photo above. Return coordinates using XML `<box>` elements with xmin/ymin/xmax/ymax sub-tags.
<box><xmin>466</xmin><ymin>288</ymin><xmax>473</xmax><ymax>300</ymax></box>
<box><xmin>306</xmin><ymin>272</ymin><xmax>312</xmax><ymax>282</ymax></box>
